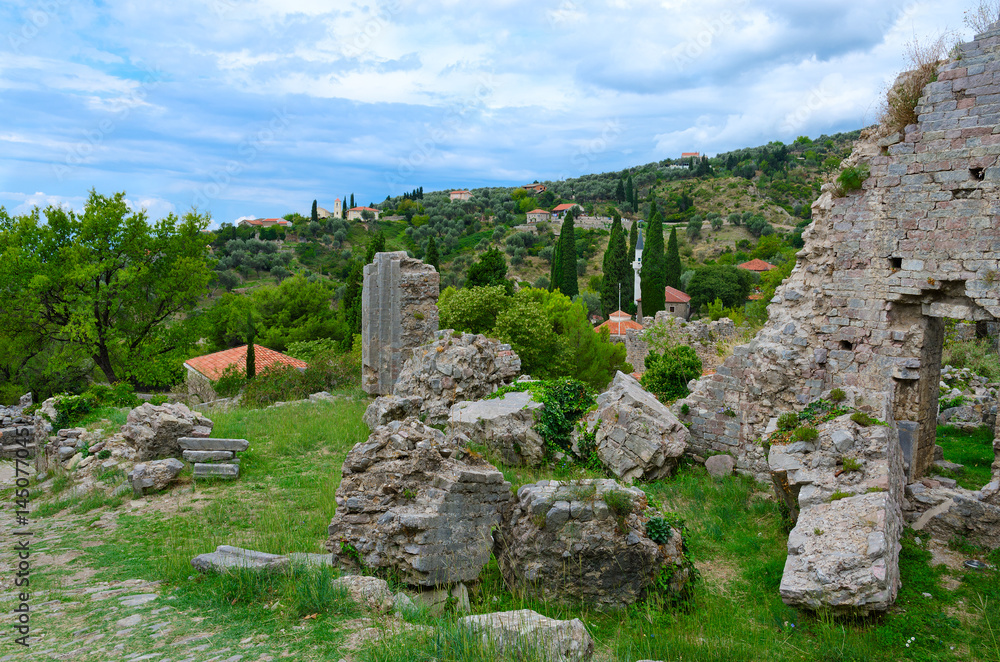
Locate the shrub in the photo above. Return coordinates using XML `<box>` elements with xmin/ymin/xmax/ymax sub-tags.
<box><xmin>841</xmin><ymin>457</ymin><xmax>863</xmax><ymax>472</ymax></box>
<box><xmin>879</xmin><ymin>36</ymin><xmax>949</xmax><ymax>133</ymax></box>
<box><xmin>97</xmin><ymin>449</ymin><xmax>112</xmax><ymax>460</ymax></box>
<box><xmin>829</xmin><ymin>490</ymin><xmax>852</xmax><ymax>502</ymax></box>
<box><xmin>646</xmin><ymin>516</ymin><xmax>675</xmax><ymax>544</ymax></box>
<box><xmin>793</xmin><ymin>426</ymin><xmax>819</xmax><ymax>442</ymax></box>
<box><xmin>943</xmin><ymin>338</ymin><xmax>1000</xmax><ymax>381</ymax></box>
<box><xmin>603</xmin><ymin>490</ymin><xmax>635</xmax><ymax>533</ymax></box>
<box><xmin>851</xmin><ymin>411</ymin><xmax>875</xmax><ymax>427</ymax></box>
<box><xmin>531</xmin><ymin>378</ymin><xmax>596</xmax><ymax>456</ymax></box>
<box><xmin>829</xmin><ymin>388</ymin><xmax>846</xmax><ymax>402</ymax></box>
<box><xmin>641</xmin><ymin>345</ymin><xmax>702</xmax><ymax>403</ymax></box>
<box><xmin>777</xmin><ymin>412</ymin><xmax>799</xmax><ymax>431</ymax></box>
<box><xmin>213</xmin><ymin>364</ymin><xmax>248</xmax><ymax>398</ymax></box>
<box><xmin>835</xmin><ymin>164</ymin><xmax>870</xmax><ymax>195</ymax></box>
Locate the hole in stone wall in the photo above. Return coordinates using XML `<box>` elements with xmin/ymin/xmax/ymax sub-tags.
<box><xmin>970</xmin><ymin>167</ymin><xmax>985</xmax><ymax>181</ymax></box>
<box><xmin>890</xmin><ymin>257</ymin><xmax>903</xmax><ymax>270</ymax></box>
<box><xmin>840</xmin><ymin>340</ymin><xmax>854</xmax><ymax>350</ymax></box>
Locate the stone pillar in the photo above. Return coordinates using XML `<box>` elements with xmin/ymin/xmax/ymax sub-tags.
<box><xmin>362</xmin><ymin>251</ymin><xmax>439</xmax><ymax>395</ymax></box>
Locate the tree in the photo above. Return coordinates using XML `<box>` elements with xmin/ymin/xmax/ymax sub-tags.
<box><xmin>350</xmin><ymin>193</ymin><xmax>355</xmax><ymax>209</ymax></box>
<box><xmin>686</xmin><ymin>265</ymin><xmax>755</xmax><ymax>310</ymax></box>
<box><xmin>342</xmin><ymin>194</ymin><xmax>347</xmax><ymax>218</ymax></box>
<box><xmin>217</xmin><ymin>270</ymin><xmax>241</xmax><ymax>293</ymax></box>
<box><xmin>625</xmin><ymin>176</ymin><xmax>634</xmax><ymax>212</ymax></box>
<box><xmin>601</xmin><ymin>214</ymin><xmax>629</xmax><ymax>317</ymax></box>
<box><xmin>641</xmin><ymin>345</ymin><xmax>702</xmax><ymax>402</ymax></box>
<box><xmin>686</xmin><ymin>215</ymin><xmax>703</xmax><ymax>240</ymax></box>
<box><xmin>664</xmin><ymin>228</ymin><xmax>682</xmax><ymax>290</ymax></box>
<box><xmin>364</xmin><ymin>231</ymin><xmax>386</xmax><ymax>263</ymax></box>
<box><xmin>245</xmin><ymin>312</ymin><xmax>257</xmax><ymax>379</ymax></box>
<box><xmin>311</xmin><ymin>199</ymin><xmax>319</xmax><ymax>224</ymax></box>
<box><xmin>559</xmin><ymin>211</ymin><xmax>579</xmax><ymax>297</ymax></box>
<box><xmin>438</xmin><ymin>285</ymin><xmax>511</xmax><ymax>334</ymax></box>
<box><xmin>425</xmin><ymin>235</ymin><xmax>439</xmax><ymax>271</ymax></box>
<box><xmin>640</xmin><ymin>213</ymin><xmax>665</xmax><ymax>316</ymax></box>
<box><xmin>466</xmin><ymin>248</ymin><xmax>513</xmax><ymax>294</ymax></box>
<box><xmin>549</xmin><ymin>242</ymin><xmax>562</xmax><ymax>292</ymax></box>
<box><xmin>615</xmin><ymin>178</ymin><xmax>626</xmax><ymax>203</ymax></box>
<box><xmin>0</xmin><ymin>190</ymin><xmax>213</xmax><ymax>386</ymax></box>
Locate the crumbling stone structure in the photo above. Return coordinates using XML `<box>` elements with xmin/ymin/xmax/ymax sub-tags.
<box><xmin>362</xmin><ymin>251</ymin><xmax>440</xmax><ymax>395</ymax></box>
<box><xmin>679</xmin><ymin>24</ymin><xmax>1000</xmax><ymax>612</ymax></box>
<box><xmin>624</xmin><ymin>316</ymin><xmax>739</xmax><ymax>375</ymax></box>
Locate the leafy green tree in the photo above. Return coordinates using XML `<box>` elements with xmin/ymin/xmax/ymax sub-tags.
<box><xmin>0</xmin><ymin>190</ymin><xmax>213</xmax><ymax>385</ymax></box>
<box><xmin>641</xmin><ymin>345</ymin><xmax>702</xmax><ymax>402</ymax></box>
<box><xmin>559</xmin><ymin>211</ymin><xmax>579</xmax><ymax>297</ymax></box>
<box><xmin>686</xmin><ymin>215</ymin><xmax>703</xmax><ymax>240</ymax></box>
<box><xmin>493</xmin><ymin>293</ymin><xmax>566</xmax><ymax>379</ymax></box>
<box><xmin>217</xmin><ymin>270</ymin><xmax>241</xmax><ymax>293</ymax></box>
<box><xmin>640</xmin><ymin>213</ymin><xmax>665</xmax><ymax>316</ymax></box>
<box><xmin>664</xmin><ymin>228</ymin><xmax>682</xmax><ymax>290</ymax></box>
<box><xmin>466</xmin><ymin>248</ymin><xmax>513</xmax><ymax>294</ymax></box>
<box><xmin>601</xmin><ymin>214</ymin><xmax>629</xmax><ymax>316</ymax></box>
<box><xmin>437</xmin><ymin>285</ymin><xmax>510</xmax><ymax>334</ymax></box>
<box><xmin>728</xmin><ymin>212</ymin><xmax>741</xmax><ymax>226</ymax></box>
<box><xmin>365</xmin><ymin>231</ymin><xmax>386</xmax><ymax>263</ymax></box>
<box><xmin>425</xmin><ymin>235</ymin><xmax>439</xmax><ymax>271</ymax></box>
<box><xmin>686</xmin><ymin>265</ymin><xmax>755</xmax><ymax>310</ymax></box>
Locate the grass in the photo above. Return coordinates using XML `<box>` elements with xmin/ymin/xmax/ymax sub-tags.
<box><xmin>935</xmin><ymin>424</ymin><xmax>996</xmax><ymax>490</ymax></box>
<box><xmin>19</xmin><ymin>393</ymin><xmax>1000</xmax><ymax>661</ymax></box>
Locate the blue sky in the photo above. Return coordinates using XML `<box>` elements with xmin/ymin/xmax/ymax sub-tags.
<box><xmin>0</xmin><ymin>0</ymin><xmax>975</xmax><ymax>226</ymax></box>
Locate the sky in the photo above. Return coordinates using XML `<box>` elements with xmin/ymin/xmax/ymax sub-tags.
<box><xmin>0</xmin><ymin>0</ymin><xmax>978</xmax><ymax>226</ymax></box>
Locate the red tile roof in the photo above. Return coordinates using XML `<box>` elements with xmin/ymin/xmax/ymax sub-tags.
<box><xmin>552</xmin><ymin>203</ymin><xmax>580</xmax><ymax>212</ymax></box>
<box><xmin>738</xmin><ymin>259</ymin><xmax>776</xmax><ymax>272</ymax></box>
<box><xmin>664</xmin><ymin>286</ymin><xmax>691</xmax><ymax>303</ymax></box>
<box><xmin>748</xmin><ymin>293</ymin><xmax>765</xmax><ymax>300</ymax></box>
<box><xmin>681</xmin><ymin>152</ymin><xmax>700</xmax><ymax>157</ymax></box>
<box><xmin>184</xmin><ymin>345</ymin><xmax>307</xmax><ymax>381</ymax></box>
<box><xmin>595</xmin><ymin>314</ymin><xmax>643</xmax><ymax>336</ymax></box>
<box><xmin>348</xmin><ymin>206</ymin><xmax>381</xmax><ymax>212</ymax></box>
<box><xmin>451</xmin><ymin>190</ymin><xmax>471</xmax><ymax>194</ymax></box>
<box><xmin>242</xmin><ymin>218</ymin><xmax>290</xmax><ymax>226</ymax></box>
<box><xmin>527</xmin><ymin>208</ymin><xmax>550</xmax><ymax>215</ymax></box>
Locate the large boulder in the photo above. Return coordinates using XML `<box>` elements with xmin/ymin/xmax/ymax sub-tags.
<box><xmin>363</xmin><ymin>395</ymin><xmax>423</xmax><ymax>430</ymax></box>
<box><xmin>494</xmin><ymin>479</ymin><xmax>695</xmax><ymax>609</ymax></box>
<box><xmin>121</xmin><ymin>402</ymin><xmax>213</xmax><ymax>460</ymax></box>
<box><xmin>459</xmin><ymin>610</ymin><xmax>594</xmax><ymax>662</ymax></box>
<box><xmin>128</xmin><ymin>458</ymin><xmax>185</xmax><ymax>495</ymax></box>
<box><xmin>576</xmin><ymin>372</ymin><xmax>688</xmax><ymax>483</ymax></box>
<box><xmin>370</xmin><ymin>331</ymin><xmax>521</xmax><ymax>426</ymax></box>
<box><xmin>326</xmin><ymin>418</ymin><xmax>512</xmax><ymax>586</ymax></box>
<box><xmin>448</xmin><ymin>390</ymin><xmax>545</xmax><ymax>466</ymax></box>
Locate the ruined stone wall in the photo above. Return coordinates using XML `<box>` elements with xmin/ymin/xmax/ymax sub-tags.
<box><xmin>681</xmin><ymin>25</ymin><xmax>1000</xmax><ymax>482</ymax></box>
<box><xmin>624</xmin><ymin>316</ymin><xmax>739</xmax><ymax>375</ymax></box>
<box><xmin>362</xmin><ymin>252</ymin><xmax>440</xmax><ymax>395</ymax></box>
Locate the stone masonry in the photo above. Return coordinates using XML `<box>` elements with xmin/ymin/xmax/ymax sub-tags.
<box><xmin>676</xmin><ymin>24</ymin><xmax>1000</xmax><ymax>611</ymax></box>
<box><xmin>362</xmin><ymin>251</ymin><xmax>440</xmax><ymax>395</ymax></box>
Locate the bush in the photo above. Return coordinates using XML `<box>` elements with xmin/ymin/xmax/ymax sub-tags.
<box><xmin>943</xmin><ymin>338</ymin><xmax>1000</xmax><ymax>381</ymax></box>
<box><xmin>841</xmin><ymin>457</ymin><xmax>863</xmax><ymax>472</ymax></box>
<box><xmin>851</xmin><ymin>412</ymin><xmax>875</xmax><ymax>427</ymax></box>
<box><xmin>438</xmin><ymin>285</ymin><xmax>511</xmax><ymax>335</ymax></box>
<box><xmin>835</xmin><ymin>164</ymin><xmax>870</xmax><ymax>195</ymax></box>
<box><xmin>777</xmin><ymin>412</ymin><xmax>799</xmax><ymax>431</ymax></box>
<box><xmin>641</xmin><ymin>345</ymin><xmax>702</xmax><ymax>403</ymax></box>
<box><xmin>239</xmin><ymin>341</ymin><xmax>361</xmax><ymax>408</ymax></box>
<box><xmin>213</xmin><ymin>364</ymin><xmax>248</xmax><ymax>398</ymax></box>
<box><xmin>830</xmin><ymin>388</ymin><xmax>846</xmax><ymax>402</ymax></box>
<box><xmin>793</xmin><ymin>426</ymin><xmax>819</xmax><ymax>442</ymax></box>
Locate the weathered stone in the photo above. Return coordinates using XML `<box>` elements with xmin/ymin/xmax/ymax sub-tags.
<box><xmin>448</xmin><ymin>390</ymin><xmax>545</xmax><ymax>466</ymax></box>
<box><xmin>495</xmin><ymin>479</ymin><xmax>694</xmax><ymax>609</ymax></box>
<box><xmin>917</xmin><ymin>494</ymin><xmax>1000</xmax><ymax>549</ymax></box>
<box><xmin>379</xmin><ymin>331</ymin><xmax>522</xmax><ymax>425</ymax></box>
<box><xmin>122</xmin><ymin>403</ymin><xmax>214</xmax><ymax>461</ymax></box>
<box><xmin>182</xmin><ymin>450</ymin><xmax>235</xmax><ymax>462</ymax></box>
<box><xmin>326</xmin><ymin>418</ymin><xmax>512</xmax><ymax>586</ymax></box>
<box><xmin>705</xmin><ymin>454</ymin><xmax>736</xmax><ymax>477</ymax></box>
<box><xmin>459</xmin><ymin>610</ymin><xmax>594</xmax><ymax>662</ymax></box>
<box><xmin>363</xmin><ymin>395</ymin><xmax>423</xmax><ymax>430</ymax></box>
<box><xmin>177</xmin><ymin>437</ymin><xmax>248</xmax><ymax>452</ymax></box>
<box><xmin>362</xmin><ymin>251</ymin><xmax>440</xmax><ymax>395</ymax></box>
<box><xmin>191</xmin><ymin>545</ymin><xmax>289</xmax><ymax>573</ymax></box>
<box><xmin>193</xmin><ymin>463</ymin><xmax>239</xmax><ymax>479</ymax></box>
<box><xmin>409</xmin><ymin>582</ymin><xmax>471</xmax><ymax>614</ymax></box>
<box><xmin>332</xmin><ymin>575</ymin><xmax>394</xmax><ymax>610</ymax></box>
<box><xmin>128</xmin><ymin>458</ymin><xmax>184</xmax><ymax>495</ymax></box>
<box><xmin>576</xmin><ymin>372</ymin><xmax>688</xmax><ymax>483</ymax></box>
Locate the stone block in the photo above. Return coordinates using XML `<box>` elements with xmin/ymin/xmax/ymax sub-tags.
<box><xmin>191</xmin><ymin>545</ymin><xmax>289</xmax><ymax>573</ymax></box>
<box><xmin>177</xmin><ymin>437</ymin><xmax>249</xmax><ymax>452</ymax></box>
<box><xmin>182</xmin><ymin>450</ymin><xmax>234</xmax><ymax>462</ymax></box>
<box><xmin>448</xmin><ymin>390</ymin><xmax>544</xmax><ymax>466</ymax></box>
<box><xmin>193</xmin><ymin>463</ymin><xmax>239</xmax><ymax>479</ymax></box>
<box><xmin>459</xmin><ymin>610</ymin><xmax>594</xmax><ymax>662</ymax></box>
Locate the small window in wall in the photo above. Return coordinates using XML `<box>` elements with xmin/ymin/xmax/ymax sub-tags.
<box><xmin>970</xmin><ymin>167</ymin><xmax>985</xmax><ymax>181</ymax></box>
<box><xmin>890</xmin><ymin>257</ymin><xmax>902</xmax><ymax>270</ymax></box>
<box><xmin>669</xmin><ymin>306</ymin><xmax>675</xmax><ymax>312</ymax></box>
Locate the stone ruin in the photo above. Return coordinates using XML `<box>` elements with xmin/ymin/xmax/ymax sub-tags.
<box><xmin>678</xmin><ymin>24</ymin><xmax>1000</xmax><ymax>613</ymax></box>
<box><xmin>0</xmin><ymin>392</ymin><xmax>36</xmax><ymax>459</ymax></box>
<box><xmin>624</xmin><ymin>315</ymin><xmax>740</xmax><ymax>375</ymax></box>
<box><xmin>362</xmin><ymin>251</ymin><xmax>440</xmax><ymax>396</ymax></box>
<box><xmin>365</xmin><ymin>330</ymin><xmax>522</xmax><ymax>427</ymax></box>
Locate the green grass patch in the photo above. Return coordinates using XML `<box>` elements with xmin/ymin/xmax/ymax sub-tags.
<box><xmin>935</xmin><ymin>425</ymin><xmax>995</xmax><ymax>489</ymax></box>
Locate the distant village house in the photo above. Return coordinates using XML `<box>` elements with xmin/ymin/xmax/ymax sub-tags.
<box><xmin>737</xmin><ymin>258</ymin><xmax>776</xmax><ymax>273</ymax></box>
<box><xmin>664</xmin><ymin>286</ymin><xmax>692</xmax><ymax>319</ymax></box>
<box><xmin>551</xmin><ymin>203</ymin><xmax>583</xmax><ymax>219</ymax></box>
<box><xmin>526</xmin><ymin>208</ymin><xmax>552</xmax><ymax>223</ymax></box>
<box><xmin>521</xmin><ymin>183</ymin><xmax>547</xmax><ymax>193</ymax></box>
<box><xmin>450</xmin><ymin>190</ymin><xmax>472</xmax><ymax>201</ymax></box>
<box><xmin>238</xmin><ymin>218</ymin><xmax>290</xmax><ymax>229</ymax></box>
<box><xmin>346</xmin><ymin>206</ymin><xmax>382</xmax><ymax>221</ymax></box>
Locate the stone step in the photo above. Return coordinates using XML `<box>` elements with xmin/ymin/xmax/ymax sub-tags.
<box><xmin>182</xmin><ymin>450</ymin><xmax>234</xmax><ymax>462</ymax></box>
<box><xmin>178</xmin><ymin>437</ymin><xmax>249</xmax><ymax>452</ymax></box>
<box><xmin>193</xmin><ymin>463</ymin><xmax>239</xmax><ymax>480</ymax></box>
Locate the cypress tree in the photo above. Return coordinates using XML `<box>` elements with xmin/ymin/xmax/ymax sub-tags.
<box><xmin>425</xmin><ymin>236</ymin><xmax>439</xmax><ymax>271</ymax></box>
<box><xmin>615</xmin><ymin>179</ymin><xmax>625</xmax><ymax>203</ymax></box>
<box><xmin>665</xmin><ymin>228</ymin><xmax>682</xmax><ymax>289</ymax></box>
<box><xmin>550</xmin><ymin>241</ymin><xmax>561</xmax><ymax>292</ymax></box>
<box><xmin>560</xmin><ymin>210</ymin><xmax>579</xmax><ymax>297</ymax></box>
<box><xmin>342</xmin><ymin>195</ymin><xmax>347</xmax><ymax>218</ymax></box>
<box><xmin>245</xmin><ymin>312</ymin><xmax>257</xmax><ymax>379</ymax></box>
<box><xmin>624</xmin><ymin>177</ymin><xmax>634</xmax><ymax>213</ymax></box>
<box><xmin>601</xmin><ymin>214</ymin><xmax>629</xmax><ymax>317</ymax></box>
<box><xmin>350</xmin><ymin>193</ymin><xmax>355</xmax><ymax>209</ymax></box>
<box><xmin>311</xmin><ymin>199</ymin><xmax>318</xmax><ymax>224</ymax></box>
<box><xmin>641</xmin><ymin>212</ymin><xmax>666</xmax><ymax>316</ymax></box>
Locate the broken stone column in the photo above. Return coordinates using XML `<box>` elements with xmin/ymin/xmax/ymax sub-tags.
<box><xmin>362</xmin><ymin>251</ymin><xmax>440</xmax><ymax>396</ymax></box>
<box><xmin>327</xmin><ymin>418</ymin><xmax>512</xmax><ymax>586</ymax></box>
